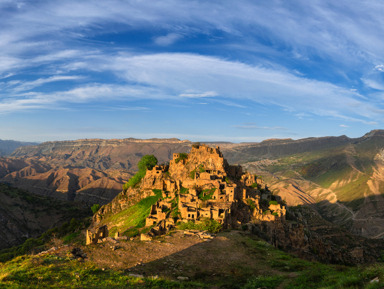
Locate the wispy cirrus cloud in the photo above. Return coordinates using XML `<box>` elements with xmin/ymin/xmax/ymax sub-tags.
<box><xmin>2</xmin><ymin>0</ymin><xmax>384</xmax><ymax>141</ymax></box>
<box><xmin>233</xmin><ymin>123</ymin><xmax>287</xmax><ymax>131</ymax></box>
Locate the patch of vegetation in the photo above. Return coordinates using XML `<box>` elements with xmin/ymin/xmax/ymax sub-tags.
<box><xmin>62</xmin><ymin>232</ymin><xmax>81</xmax><ymax>244</ymax></box>
<box><xmin>198</xmin><ymin>188</ymin><xmax>215</xmax><ymax>201</ymax></box>
<box><xmin>177</xmin><ymin>218</ymin><xmax>222</xmax><ymax>233</ymax></box>
<box><xmin>123</xmin><ymin>155</ymin><xmax>158</xmax><ymax>191</ymax></box>
<box><xmin>192</xmin><ymin>142</ymin><xmax>201</xmax><ymax>148</ymax></box>
<box><xmin>189</xmin><ymin>169</ymin><xmax>196</xmax><ymax>179</ymax></box>
<box><xmin>91</xmin><ymin>203</ymin><xmax>100</xmax><ymax>214</ymax></box>
<box><xmin>198</xmin><ymin>165</ymin><xmax>205</xmax><ymax>173</ymax></box>
<box><xmin>251</xmin><ymin>182</ymin><xmax>261</xmax><ymax>189</ymax></box>
<box><xmin>0</xmin><ymin>217</ymin><xmax>90</xmax><ymax>262</ymax></box>
<box><xmin>269</xmin><ymin>200</ymin><xmax>278</xmax><ymax>205</ymax></box>
<box><xmin>170</xmin><ymin>196</ymin><xmax>180</xmax><ymax>220</ymax></box>
<box><xmin>0</xmin><ymin>254</ymin><xmax>206</xmax><ymax>288</ymax></box>
<box><xmin>180</xmin><ymin>187</ymin><xmax>189</xmax><ymax>194</ymax></box>
<box><xmin>246</xmin><ymin>199</ymin><xmax>256</xmax><ymax>211</ymax></box>
<box><xmin>175</xmin><ymin>153</ymin><xmax>188</xmax><ymax>164</ymax></box>
<box><xmin>243</xmin><ymin>275</ymin><xmax>283</xmax><ymax>289</ymax></box>
<box><xmin>106</xmin><ymin>190</ymin><xmax>163</xmax><ymax>237</ymax></box>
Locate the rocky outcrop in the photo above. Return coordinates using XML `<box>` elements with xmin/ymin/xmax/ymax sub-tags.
<box><xmin>251</xmin><ymin>206</ymin><xmax>384</xmax><ymax>265</ymax></box>
<box><xmin>93</xmin><ymin>144</ymin><xmax>286</xmax><ymax>239</ymax></box>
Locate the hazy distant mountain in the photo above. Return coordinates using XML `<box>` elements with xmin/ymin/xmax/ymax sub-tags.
<box><xmin>0</xmin><ymin>139</ymin><xmax>38</xmax><ymax>156</ymax></box>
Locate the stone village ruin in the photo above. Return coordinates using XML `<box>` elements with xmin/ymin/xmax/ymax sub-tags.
<box><xmin>87</xmin><ymin>144</ymin><xmax>286</xmax><ymax>244</ymax></box>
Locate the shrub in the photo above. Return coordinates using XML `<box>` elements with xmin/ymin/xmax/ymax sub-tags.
<box><xmin>189</xmin><ymin>169</ymin><xmax>196</xmax><ymax>179</ymax></box>
<box><xmin>198</xmin><ymin>188</ymin><xmax>215</xmax><ymax>201</ymax></box>
<box><xmin>251</xmin><ymin>182</ymin><xmax>261</xmax><ymax>189</ymax></box>
<box><xmin>198</xmin><ymin>165</ymin><xmax>205</xmax><ymax>173</ymax></box>
<box><xmin>137</xmin><ymin>155</ymin><xmax>158</xmax><ymax>171</ymax></box>
<box><xmin>269</xmin><ymin>200</ymin><xmax>278</xmax><ymax>205</ymax></box>
<box><xmin>123</xmin><ymin>155</ymin><xmax>158</xmax><ymax>191</ymax></box>
<box><xmin>177</xmin><ymin>218</ymin><xmax>222</xmax><ymax>233</ymax></box>
<box><xmin>246</xmin><ymin>199</ymin><xmax>256</xmax><ymax>210</ymax></box>
<box><xmin>180</xmin><ymin>187</ymin><xmax>189</xmax><ymax>194</ymax></box>
<box><xmin>174</xmin><ymin>153</ymin><xmax>188</xmax><ymax>164</ymax></box>
<box><xmin>91</xmin><ymin>204</ymin><xmax>100</xmax><ymax>214</ymax></box>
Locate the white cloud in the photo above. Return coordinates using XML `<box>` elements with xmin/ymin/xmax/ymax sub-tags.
<box><xmin>233</xmin><ymin>123</ymin><xmax>287</xmax><ymax>131</ymax></box>
<box><xmin>154</xmin><ymin>33</ymin><xmax>182</xmax><ymax>46</ymax></box>
<box><xmin>11</xmin><ymin>75</ymin><xmax>83</xmax><ymax>92</ymax></box>
<box><xmin>1</xmin><ymin>51</ymin><xmax>382</xmax><ymax>126</ymax></box>
<box><xmin>1</xmin><ymin>0</ymin><xmax>384</xmax><ymax>128</ymax></box>
<box><xmin>101</xmin><ymin>53</ymin><xmax>378</xmax><ymax>121</ymax></box>
<box><xmin>179</xmin><ymin>91</ymin><xmax>217</xmax><ymax>98</ymax></box>
<box><xmin>375</xmin><ymin>65</ymin><xmax>384</xmax><ymax>72</ymax></box>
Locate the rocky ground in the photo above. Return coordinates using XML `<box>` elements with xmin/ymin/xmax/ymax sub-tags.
<box><xmin>48</xmin><ymin>230</ymin><xmax>296</xmax><ymax>286</ymax></box>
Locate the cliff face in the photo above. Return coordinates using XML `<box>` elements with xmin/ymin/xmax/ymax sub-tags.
<box><xmin>11</xmin><ymin>138</ymin><xmax>191</xmax><ymax>171</ymax></box>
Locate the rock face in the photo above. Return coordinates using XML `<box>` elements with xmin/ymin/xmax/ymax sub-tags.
<box><xmin>11</xmin><ymin>138</ymin><xmax>192</xmax><ymax>171</ymax></box>
<box><xmin>252</xmin><ymin>206</ymin><xmax>384</xmax><ymax>265</ymax></box>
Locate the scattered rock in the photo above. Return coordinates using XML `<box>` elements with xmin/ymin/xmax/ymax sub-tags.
<box><xmin>71</xmin><ymin>248</ymin><xmax>87</xmax><ymax>259</ymax></box>
<box><xmin>140</xmin><ymin>234</ymin><xmax>152</xmax><ymax>241</ymax></box>
<box><xmin>129</xmin><ymin>273</ymin><xmax>144</xmax><ymax>278</ymax></box>
<box><xmin>177</xmin><ymin>276</ymin><xmax>189</xmax><ymax>281</ymax></box>
<box><xmin>370</xmin><ymin>277</ymin><xmax>379</xmax><ymax>283</ymax></box>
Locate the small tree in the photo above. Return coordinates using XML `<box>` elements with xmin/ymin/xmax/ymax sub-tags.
<box><xmin>91</xmin><ymin>204</ymin><xmax>100</xmax><ymax>214</ymax></box>
<box><xmin>123</xmin><ymin>155</ymin><xmax>158</xmax><ymax>191</ymax></box>
<box><xmin>137</xmin><ymin>155</ymin><xmax>158</xmax><ymax>171</ymax></box>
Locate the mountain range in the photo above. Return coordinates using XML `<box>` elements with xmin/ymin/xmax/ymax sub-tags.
<box><xmin>1</xmin><ymin>130</ymin><xmax>384</xmax><ymax>239</ymax></box>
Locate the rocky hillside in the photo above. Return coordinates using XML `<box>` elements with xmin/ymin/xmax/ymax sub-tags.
<box><xmin>0</xmin><ymin>138</ymin><xmax>192</xmax><ymax>204</ymax></box>
<box><xmin>0</xmin><ymin>184</ymin><xmax>88</xmax><ymax>249</ymax></box>
<box><xmin>89</xmin><ymin>144</ymin><xmax>384</xmax><ymax>265</ymax></box>
<box><xmin>3</xmin><ymin>131</ymin><xmax>384</xmax><ymax>239</ymax></box>
<box><xmin>11</xmin><ymin>138</ymin><xmax>192</xmax><ymax>170</ymax></box>
<box><xmin>91</xmin><ymin>144</ymin><xmax>286</xmax><ymax>241</ymax></box>
<box><xmin>242</xmin><ymin>130</ymin><xmax>384</xmax><ymax>238</ymax></box>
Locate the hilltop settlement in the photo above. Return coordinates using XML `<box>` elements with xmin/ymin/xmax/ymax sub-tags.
<box><xmin>86</xmin><ymin>144</ymin><xmax>384</xmax><ymax>265</ymax></box>
<box><xmin>88</xmin><ymin>144</ymin><xmax>285</xmax><ymax>243</ymax></box>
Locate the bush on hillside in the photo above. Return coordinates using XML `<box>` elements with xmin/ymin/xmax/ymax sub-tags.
<box><xmin>123</xmin><ymin>155</ymin><xmax>158</xmax><ymax>191</ymax></box>
<box><xmin>91</xmin><ymin>204</ymin><xmax>100</xmax><ymax>214</ymax></box>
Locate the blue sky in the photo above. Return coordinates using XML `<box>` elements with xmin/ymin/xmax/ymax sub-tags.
<box><xmin>1</xmin><ymin>0</ymin><xmax>384</xmax><ymax>142</ymax></box>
